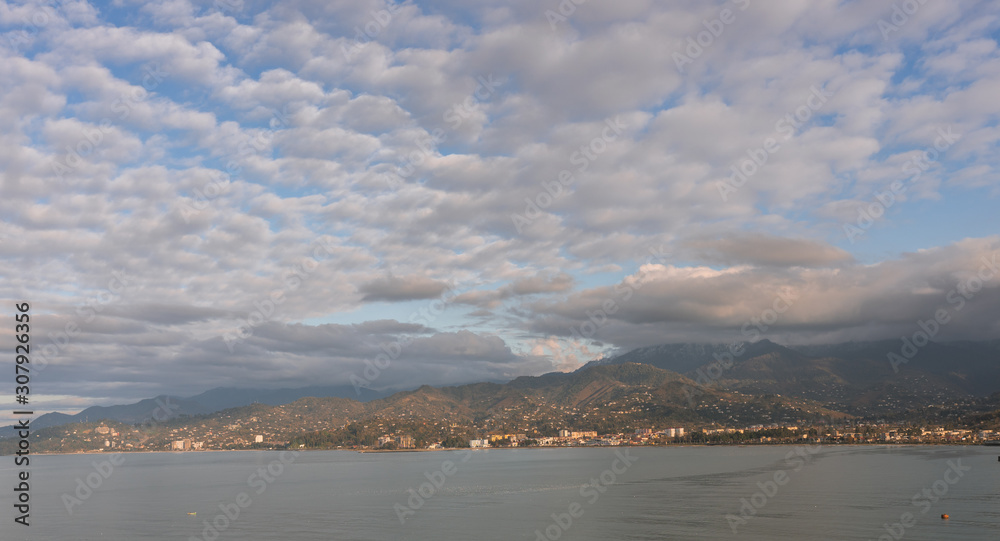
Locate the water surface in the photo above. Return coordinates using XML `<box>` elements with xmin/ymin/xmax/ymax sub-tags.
<box><xmin>3</xmin><ymin>445</ymin><xmax>998</xmax><ymax>540</ymax></box>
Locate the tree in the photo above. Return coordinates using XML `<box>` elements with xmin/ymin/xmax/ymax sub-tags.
<box><xmin>441</xmin><ymin>435</ymin><xmax>470</xmax><ymax>448</ymax></box>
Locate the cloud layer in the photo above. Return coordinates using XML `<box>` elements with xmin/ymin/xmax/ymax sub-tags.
<box><xmin>0</xmin><ymin>0</ymin><xmax>998</xmax><ymax>419</ymax></box>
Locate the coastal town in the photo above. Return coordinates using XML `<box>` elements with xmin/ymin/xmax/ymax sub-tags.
<box><xmin>9</xmin><ymin>418</ymin><xmax>999</xmax><ymax>455</ymax></box>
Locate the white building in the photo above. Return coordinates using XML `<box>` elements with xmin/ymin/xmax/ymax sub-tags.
<box><xmin>254</xmin><ymin>435</ymin><xmax>264</xmax><ymax>443</ymax></box>
<box><xmin>469</xmin><ymin>439</ymin><xmax>490</xmax><ymax>448</ymax></box>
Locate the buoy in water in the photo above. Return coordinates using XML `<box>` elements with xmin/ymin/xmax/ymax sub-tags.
<box><xmin>941</xmin><ymin>514</ymin><xmax>949</xmax><ymax>520</ymax></box>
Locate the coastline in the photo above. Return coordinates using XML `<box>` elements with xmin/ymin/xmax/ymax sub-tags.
<box><xmin>6</xmin><ymin>441</ymin><xmax>995</xmax><ymax>457</ymax></box>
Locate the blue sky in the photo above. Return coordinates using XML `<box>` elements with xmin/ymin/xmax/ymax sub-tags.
<box><xmin>1</xmin><ymin>0</ymin><xmax>999</xmax><ymax>419</ymax></box>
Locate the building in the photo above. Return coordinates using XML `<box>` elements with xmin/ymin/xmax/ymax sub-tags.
<box><xmin>395</xmin><ymin>435</ymin><xmax>415</xmax><ymax>449</ymax></box>
<box><xmin>469</xmin><ymin>439</ymin><xmax>490</xmax><ymax>448</ymax></box>
<box><xmin>558</xmin><ymin>430</ymin><xmax>597</xmax><ymax>438</ymax></box>
<box><xmin>171</xmin><ymin>439</ymin><xmax>188</xmax><ymax>451</ymax></box>
<box><xmin>254</xmin><ymin>435</ymin><xmax>264</xmax><ymax>443</ymax></box>
<box><xmin>489</xmin><ymin>433</ymin><xmax>526</xmax><ymax>443</ymax></box>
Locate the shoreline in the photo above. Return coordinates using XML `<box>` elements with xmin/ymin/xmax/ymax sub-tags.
<box><xmin>5</xmin><ymin>441</ymin><xmax>995</xmax><ymax>457</ymax></box>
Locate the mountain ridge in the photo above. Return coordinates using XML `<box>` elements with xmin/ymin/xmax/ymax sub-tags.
<box><xmin>6</xmin><ymin>339</ymin><xmax>998</xmax><ymax>441</ymax></box>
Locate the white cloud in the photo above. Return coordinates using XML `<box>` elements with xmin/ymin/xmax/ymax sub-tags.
<box><xmin>0</xmin><ymin>0</ymin><xmax>997</xmax><ymax>412</ymax></box>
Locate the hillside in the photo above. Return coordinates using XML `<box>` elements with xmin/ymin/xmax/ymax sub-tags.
<box><xmin>0</xmin><ymin>384</ymin><xmax>389</xmax><ymax>438</ymax></box>
<box><xmin>589</xmin><ymin>339</ymin><xmax>1000</xmax><ymax>415</ymax></box>
<box><xmin>1</xmin><ymin>363</ymin><xmax>841</xmax><ymax>454</ymax></box>
<box><xmin>5</xmin><ymin>339</ymin><xmax>999</xmax><ymax>454</ymax></box>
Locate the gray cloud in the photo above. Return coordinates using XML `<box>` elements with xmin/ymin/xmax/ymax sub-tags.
<box><xmin>358</xmin><ymin>274</ymin><xmax>453</xmax><ymax>302</ymax></box>
<box><xmin>683</xmin><ymin>233</ymin><xmax>854</xmax><ymax>268</ymax></box>
<box><xmin>1</xmin><ymin>0</ymin><xmax>998</xmax><ymax>423</ymax></box>
<box><xmin>527</xmin><ymin>237</ymin><xmax>1000</xmax><ymax>347</ymax></box>
<box><xmin>454</xmin><ymin>271</ymin><xmax>575</xmax><ymax>308</ymax></box>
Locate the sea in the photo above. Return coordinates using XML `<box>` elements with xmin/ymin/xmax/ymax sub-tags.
<box><xmin>2</xmin><ymin>445</ymin><xmax>998</xmax><ymax>540</ymax></box>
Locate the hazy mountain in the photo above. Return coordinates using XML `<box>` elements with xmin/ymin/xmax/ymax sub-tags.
<box><xmin>581</xmin><ymin>339</ymin><xmax>789</xmax><ymax>374</ymax></box>
<box><xmin>0</xmin><ymin>384</ymin><xmax>390</xmax><ymax>438</ymax></box>
<box><xmin>586</xmin><ymin>339</ymin><xmax>1000</xmax><ymax>414</ymax></box>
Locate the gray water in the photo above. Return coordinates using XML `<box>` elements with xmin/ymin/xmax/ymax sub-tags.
<box><xmin>3</xmin><ymin>446</ymin><xmax>998</xmax><ymax>540</ymax></box>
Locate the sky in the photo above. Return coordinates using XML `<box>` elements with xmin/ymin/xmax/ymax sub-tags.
<box><xmin>1</xmin><ymin>0</ymin><xmax>999</xmax><ymax>420</ymax></box>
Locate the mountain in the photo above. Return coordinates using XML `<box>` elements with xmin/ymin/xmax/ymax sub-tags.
<box><xmin>2</xmin><ymin>363</ymin><xmax>846</xmax><ymax>454</ymax></box>
<box><xmin>581</xmin><ymin>339</ymin><xmax>788</xmax><ymax>373</ymax></box>
<box><xmin>6</xmin><ymin>339</ymin><xmax>999</xmax><ymax>451</ymax></box>
<box><xmin>0</xmin><ymin>384</ymin><xmax>391</xmax><ymax>438</ymax></box>
<box><xmin>586</xmin><ymin>339</ymin><xmax>1000</xmax><ymax>415</ymax></box>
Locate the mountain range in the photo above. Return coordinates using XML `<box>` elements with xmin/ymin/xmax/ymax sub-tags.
<box><xmin>4</xmin><ymin>339</ymin><xmax>999</xmax><ymax>443</ymax></box>
<box><xmin>584</xmin><ymin>339</ymin><xmax>1000</xmax><ymax>413</ymax></box>
<box><xmin>0</xmin><ymin>384</ymin><xmax>388</xmax><ymax>438</ymax></box>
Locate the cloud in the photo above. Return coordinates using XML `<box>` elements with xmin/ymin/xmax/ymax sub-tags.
<box><xmin>510</xmin><ymin>271</ymin><xmax>574</xmax><ymax>294</ymax></box>
<box><xmin>683</xmin><ymin>233</ymin><xmax>854</xmax><ymax>267</ymax></box>
<box><xmin>527</xmin><ymin>237</ymin><xmax>1000</xmax><ymax>347</ymax></box>
<box><xmin>1</xmin><ymin>0</ymin><xmax>999</xmax><ymax>421</ymax></box>
<box><xmin>358</xmin><ymin>274</ymin><xmax>453</xmax><ymax>302</ymax></box>
<box><xmin>453</xmin><ymin>271</ymin><xmax>574</xmax><ymax>308</ymax></box>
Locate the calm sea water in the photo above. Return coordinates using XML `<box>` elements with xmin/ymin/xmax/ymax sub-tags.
<box><xmin>2</xmin><ymin>446</ymin><xmax>998</xmax><ymax>540</ymax></box>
